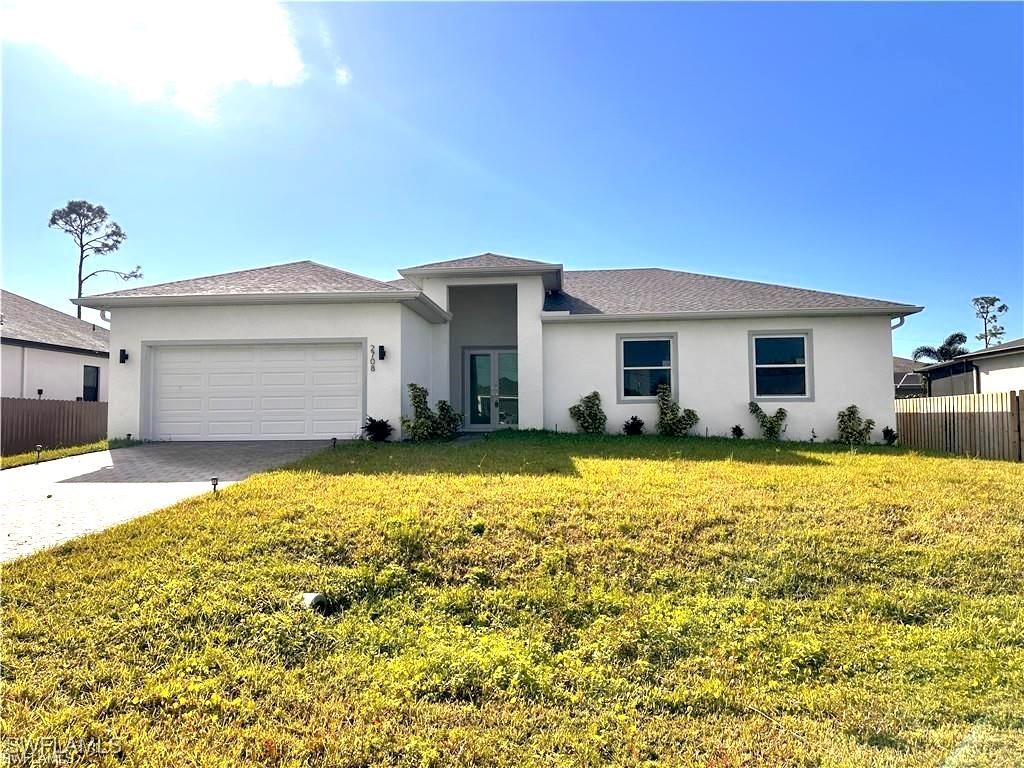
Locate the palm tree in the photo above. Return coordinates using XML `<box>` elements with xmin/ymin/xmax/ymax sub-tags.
<box><xmin>912</xmin><ymin>332</ymin><xmax>969</xmax><ymax>363</ymax></box>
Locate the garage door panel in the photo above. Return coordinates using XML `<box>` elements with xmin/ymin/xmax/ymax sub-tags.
<box><xmin>151</xmin><ymin>343</ymin><xmax>363</xmax><ymax>441</ymax></box>
<box><xmin>208</xmin><ymin>422</ymin><xmax>256</xmax><ymax>436</ymax></box>
<box><xmin>262</xmin><ymin>372</ymin><xmax>307</xmax><ymax>386</ymax></box>
<box><xmin>208</xmin><ymin>397</ymin><xmax>257</xmax><ymax>412</ymax></box>
<box><xmin>209</xmin><ymin>372</ymin><xmax>258</xmax><ymax>387</ymax></box>
<box><xmin>261</xmin><ymin>396</ymin><xmax>306</xmax><ymax>410</ymax></box>
<box><xmin>313</xmin><ymin>370</ymin><xmax>359</xmax><ymax>386</ymax></box>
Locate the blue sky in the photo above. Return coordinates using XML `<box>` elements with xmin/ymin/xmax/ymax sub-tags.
<box><xmin>3</xmin><ymin>2</ymin><xmax>1021</xmax><ymax>356</ymax></box>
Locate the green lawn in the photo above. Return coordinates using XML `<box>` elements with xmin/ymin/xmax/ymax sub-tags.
<box><xmin>3</xmin><ymin>432</ymin><xmax>1023</xmax><ymax>766</ymax></box>
<box><xmin>1</xmin><ymin>437</ymin><xmax>139</xmax><ymax>469</ymax></box>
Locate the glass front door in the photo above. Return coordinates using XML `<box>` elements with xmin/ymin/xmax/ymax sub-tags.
<box><xmin>465</xmin><ymin>350</ymin><xmax>518</xmax><ymax>430</ymax></box>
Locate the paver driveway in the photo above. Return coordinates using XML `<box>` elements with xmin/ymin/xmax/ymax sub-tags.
<box><xmin>1</xmin><ymin>441</ymin><xmax>326</xmax><ymax>562</ymax></box>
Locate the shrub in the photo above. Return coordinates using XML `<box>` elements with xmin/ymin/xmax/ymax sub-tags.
<box><xmin>836</xmin><ymin>405</ymin><xmax>875</xmax><ymax>445</ymax></box>
<box><xmin>362</xmin><ymin>416</ymin><xmax>395</xmax><ymax>442</ymax></box>
<box><xmin>656</xmin><ymin>384</ymin><xmax>699</xmax><ymax>436</ymax></box>
<box><xmin>401</xmin><ymin>384</ymin><xmax>463</xmax><ymax>441</ymax></box>
<box><xmin>622</xmin><ymin>416</ymin><xmax>645</xmax><ymax>436</ymax></box>
<box><xmin>748</xmin><ymin>402</ymin><xmax>788</xmax><ymax>440</ymax></box>
<box><xmin>882</xmin><ymin>426</ymin><xmax>898</xmax><ymax>446</ymax></box>
<box><xmin>731</xmin><ymin>425</ymin><xmax>744</xmax><ymax>440</ymax></box>
<box><xmin>569</xmin><ymin>392</ymin><xmax>607</xmax><ymax>434</ymax></box>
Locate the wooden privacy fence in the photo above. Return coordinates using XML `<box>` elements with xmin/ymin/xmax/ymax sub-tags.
<box><xmin>895</xmin><ymin>390</ymin><xmax>1024</xmax><ymax>461</ymax></box>
<box><xmin>1</xmin><ymin>398</ymin><xmax>108</xmax><ymax>455</ymax></box>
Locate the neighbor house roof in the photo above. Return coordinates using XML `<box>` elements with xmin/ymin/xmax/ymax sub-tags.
<box><xmin>1</xmin><ymin>290</ymin><xmax>109</xmax><ymax>355</ymax></box>
<box><xmin>917</xmin><ymin>337</ymin><xmax>1024</xmax><ymax>372</ymax></box>
<box><xmin>543</xmin><ymin>268</ymin><xmax>921</xmax><ymax>319</ymax></box>
<box><xmin>893</xmin><ymin>356</ymin><xmax>926</xmax><ymax>390</ymax></box>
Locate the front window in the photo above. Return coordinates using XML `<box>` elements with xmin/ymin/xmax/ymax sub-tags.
<box><xmin>752</xmin><ymin>334</ymin><xmax>809</xmax><ymax>398</ymax></box>
<box><xmin>621</xmin><ymin>337</ymin><xmax>672</xmax><ymax>398</ymax></box>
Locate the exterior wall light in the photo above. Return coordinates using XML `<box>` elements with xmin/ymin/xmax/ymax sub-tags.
<box><xmin>119</xmin><ymin>349</ymin><xmax>129</xmax><ymax>364</ymax></box>
<box><xmin>378</xmin><ymin>345</ymin><xmax>386</xmax><ymax>360</ymax></box>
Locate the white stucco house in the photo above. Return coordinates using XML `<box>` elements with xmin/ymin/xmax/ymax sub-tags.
<box><xmin>917</xmin><ymin>337</ymin><xmax>1024</xmax><ymax>396</ymax></box>
<box><xmin>72</xmin><ymin>254</ymin><xmax>922</xmax><ymax>442</ymax></box>
<box><xmin>1</xmin><ymin>289</ymin><xmax>109</xmax><ymax>401</ymax></box>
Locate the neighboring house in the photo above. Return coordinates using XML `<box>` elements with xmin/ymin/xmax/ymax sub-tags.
<box><xmin>917</xmin><ymin>337</ymin><xmax>1024</xmax><ymax>396</ymax></box>
<box><xmin>73</xmin><ymin>254</ymin><xmax>922</xmax><ymax>442</ymax></box>
<box><xmin>1</xmin><ymin>289</ymin><xmax>109</xmax><ymax>401</ymax></box>
<box><xmin>893</xmin><ymin>356</ymin><xmax>927</xmax><ymax>398</ymax></box>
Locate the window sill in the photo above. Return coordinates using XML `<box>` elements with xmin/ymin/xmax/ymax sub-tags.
<box><xmin>751</xmin><ymin>394</ymin><xmax>814</xmax><ymax>403</ymax></box>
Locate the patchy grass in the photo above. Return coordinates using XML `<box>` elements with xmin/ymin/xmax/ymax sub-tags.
<box><xmin>0</xmin><ymin>437</ymin><xmax>139</xmax><ymax>469</ymax></box>
<box><xmin>2</xmin><ymin>432</ymin><xmax>1023</xmax><ymax>766</ymax></box>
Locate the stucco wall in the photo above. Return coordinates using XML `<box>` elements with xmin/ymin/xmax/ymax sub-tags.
<box><xmin>1</xmin><ymin>343</ymin><xmax>109</xmax><ymax>401</ymax></box>
<box><xmin>399</xmin><ymin>305</ymin><xmax>437</xmax><ymax>420</ymax></box>
<box><xmin>975</xmin><ymin>353</ymin><xmax>1024</xmax><ymax>393</ymax></box>
<box><xmin>542</xmin><ymin>314</ymin><xmax>896</xmax><ymax>441</ymax></box>
<box><xmin>106</xmin><ymin>303</ymin><xmax>402</xmax><ymax>440</ymax></box>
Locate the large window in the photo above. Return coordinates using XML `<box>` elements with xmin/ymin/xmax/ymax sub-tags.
<box><xmin>620</xmin><ymin>337</ymin><xmax>673</xmax><ymax>399</ymax></box>
<box><xmin>83</xmin><ymin>365</ymin><xmax>100</xmax><ymax>402</ymax></box>
<box><xmin>751</xmin><ymin>333</ymin><xmax>811</xmax><ymax>399</ymax></box>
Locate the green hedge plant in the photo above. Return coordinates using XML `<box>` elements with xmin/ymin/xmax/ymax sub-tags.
<box><xmin>569</xmin><ymin>392</ymin><xmax>607</xmax><ymax>434</ymax></box>
<box><xmin>402</xmin><ymin>384</ymin><xmax>462</xmax><ymax>441</ymax></box>
<box><xmin>748</xmin><ymin>402</ymin><xmax>788</xmax><ymax>441</ymax></box>
<box><xmin>837</xmin><ymin>405</ymin><xmax>875</xmax><ymax>445</ymax></box>
<box><xmin>656</xmin><ymin>384</ymin><xmax>699</xmax><ymax>436</ymax></box>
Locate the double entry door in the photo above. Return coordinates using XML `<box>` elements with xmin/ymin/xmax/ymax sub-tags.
<box><xmin>465</xmin><ymin>349</ymin><xmax>518</xmax><ymax>430</ymax></box>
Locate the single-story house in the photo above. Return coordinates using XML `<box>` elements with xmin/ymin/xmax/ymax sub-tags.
<box><xmin>1</xmin><ymin>289</ymin><xmax>109</xmax><ymax>401</ymax></box>
<box><xmin>917</xmin><ymin>337</ymin><xmax>1024</xmax><ymax>396</ymax></box>
<box><xmin>73</xmin><ymin>254</ymin><xmax>922</xmax><ymax>442</ymax></box>
<box><xmin>893</xmin><ymin>356</ymin><xmax>927</xmax><ymax>399</ymax></box>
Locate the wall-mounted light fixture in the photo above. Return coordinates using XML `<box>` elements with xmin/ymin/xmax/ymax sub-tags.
<box><xmin>378</xmin><ymin>345</ymin><xmax>386</xmax><ymax>360</ymax></box>
<box><xmin>119</xmin><ymin>349</ymin><xmax>129</xmax><ymax>364</ymax></box>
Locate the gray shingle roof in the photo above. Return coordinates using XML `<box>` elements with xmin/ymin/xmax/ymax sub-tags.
<box><xmin>544</xmin><ymin>268</ymin><xmax>919</xmax><ymax>316</ymax></box>
<box><xmin>85</xmin><ymin>261</ymin><xmax>402</xmax><ymax>299</ymax></box>
<box><xmin>963</xmin><ymin>336</ymin><xmax>1024</xmax><ymax>358</ymax></box>
<box><xmin>403</xmin><ymin>252</ymin><xmax>560</xmax><ymax>271</ymax></box>
<box><xmin>1</xmin><ymin>290</ymin><xmax>109</xmax><ymax>354</ymax></box>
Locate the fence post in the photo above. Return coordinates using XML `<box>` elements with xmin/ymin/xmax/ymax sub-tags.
<box><xmin>1012</xmin><ymin>390</ymin><xmax>1023</xmax><ymax>462</ymax></box>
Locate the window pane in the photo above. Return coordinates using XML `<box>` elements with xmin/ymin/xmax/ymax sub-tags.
<box><xmin>497</xmin><ymin>352</ymin><xmax>518</xmax><ymax>397</ymax></box>
<box><xmin>755</xmin><ymin>336</ymin><xmax>805</xmax><ymax>365</ymax></box>
<box><xmin>623</xmin><ymin>339</ymin><xmax>671</xmax><ymax>368</ymax></box>
<box><xmin>623</xmin><ymin>368</ymin><xmax>671</xmax><ymax>397</ymax></box>
<box><xmin>83</xmin><ymin>366</ymin><xmax>100</xmax><ymax>402</ymax></box>
<box><xmin>468</xmin><ymin>354</ymin><xmax>491</xmax><ymax>425</ymax></box>
<box><xmin>755</xmin><ymin>367</ymin><xmax>807</xmax><ymax>396</ymax></box>
<box><xmin>497</xmin><ymin>398</ymin><xmax>518</xmax><ymax>426</ymax></box>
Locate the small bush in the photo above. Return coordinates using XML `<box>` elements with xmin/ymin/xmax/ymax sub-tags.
<box><xmin>882</xmin><ymin>426</ymin><xmax>898</xmax><ymax>446</ymax></box>
<box><xmin>401</xmin><ymin>384</ymin><xmax>463</xmax><ymax>441</ymax></box>
<box><xmin>622</xmin><ymin>416</ymin><xmax>645</xmax><ymax>436</ymax></box>
<box><xmin>748</xmin><ymin>402</ymin><xmax>787</xmax><ymax>440</ymax></box>
<box><xmin>731</xmin><ymin>424</ymin><xmax>744</xmax><ymax>439</ymax></box>
<box><xmin>837</xmin><ymin>405</ymin><xmax>875</xmax><ymax>445</ymax></box>
<box><xmin>569</xmin><ymin>392</ymin><xmax>607</xmax><ymax>434</ymax></box>
<box><xmin>362</xmin><ymin>416</ymin><xmax>394</xmax><ymax>442</ymax></box>
<box><xmin>656</xmin><ymin>384</ymin><xmax>699</xmax><ymax>436</ymax></box>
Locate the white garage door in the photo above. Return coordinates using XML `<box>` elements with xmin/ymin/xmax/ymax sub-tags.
<box><xmin>150</xmin><ymin>343</ymin><xmax>363</xmax><ymax>441</ymax></box>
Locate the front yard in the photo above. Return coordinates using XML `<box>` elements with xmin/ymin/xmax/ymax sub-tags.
<box><xmin>2</xmin><ymin>432</ymin><xmax>1022</xmax><ymax>766</ymax></box>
